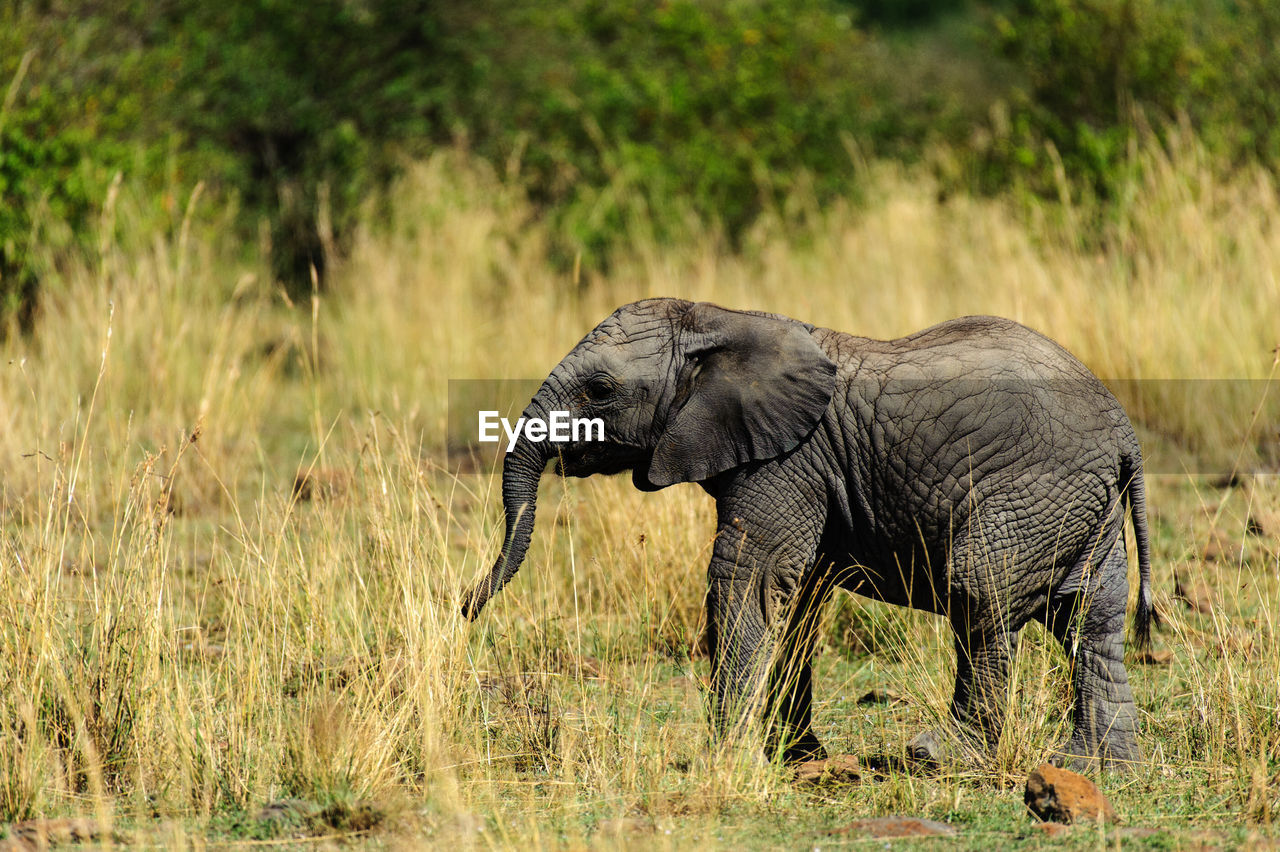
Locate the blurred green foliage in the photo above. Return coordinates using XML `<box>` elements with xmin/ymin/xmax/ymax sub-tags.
<box><xmin>459</xmin><ymin>0</ymin><xmax>896</xmax><ymax>264</ymax></box>
<box><xmin>980</xmin><ymin>0</ymin><xmax>1196</xmax><ymax>202</ymax></box>
<box><xmin>0</xmin><ymin>5</ymin><xmax>157</xmax><ymax>323</ymax></box>
<box><xmin>2</xmin><ymin>0</ymin><xmax>1280</xmax><ymax>324</ymax></box>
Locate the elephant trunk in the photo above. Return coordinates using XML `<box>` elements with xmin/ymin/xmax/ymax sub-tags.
<box><xmin>461</xmin><ymin>396</ymin><xmax>552</xmax><ymax>620</ymax></box>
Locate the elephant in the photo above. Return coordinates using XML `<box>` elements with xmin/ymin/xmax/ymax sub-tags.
<box><xmin>462</xmin><ymin>298</ymin><xmax>1153</xmax><ymax>772</ymax></box>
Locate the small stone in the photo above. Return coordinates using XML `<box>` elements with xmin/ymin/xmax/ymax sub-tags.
<box><xmin>856</xmin><ymin>689</ymin><xmax>907</xmax><ymax>706</ymax></box>
<box><xmin>1131</xmin><ymin>647</ymin><xmax>1174</xmax><ymax>665</ymax></box>
<box><xmin>595</xmin><ymin>817</ymin><xmax>653</xmax><ymax>835</ymax></box>
<box><xmin>828</xmin><ymin>816</ymin><xmax>957</xmax><ymax>838</ymax></box>
<box><xmin>1175</xmin><ymin>571</ymin><xmax>1216</xmax><ymax>613</ymax></box>
<box><xmin>4</xmin><ymin>818</ymin><xmax>106</xmax><ymax>848</ymax></box>
<box><xmin>1246</xmin><ymin>509</ymin><xmax>1277</xmax><ymax>537</ymax></box>
<box><xmin>1031</xmin><ymin>822</ymin><xmax>1074</xmax><ymax>838</ymax></box>
<box><xmin>292</xmin><ymin>468</ymin><xmax>349</xmax><ymax>502</ymax></box>
<box><xmin>906</xmin><ymin>728</ymin><xmax>944</xmax><ymax>771</ymax></box>
<box><xmin>794</xmin><ymin>754</ymin><xmax>863</xmax><ymax>786</ymax></box>
<box><xmin>1025</xmin><ymin>764</ymin><xmax>1118</xmax><ymax>824</ymax></box>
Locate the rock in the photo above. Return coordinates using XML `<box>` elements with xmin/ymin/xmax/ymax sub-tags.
<box><xmin>828</xmin><ymin>817</ymin><xmax>957</xmax><ymax>838</ymax></box>
<box><xmin>1201</xmin><ymin>529</ymin><xmax>1243</xmax><ymax>565</ymax></box>
<box><xmin>292</xmin><ymin>468</ymin><xmax>349</xmax><ymax>502</ymax></box>
<box><xmin>1246</xmin><ymin>509</ymin><xmax>1278</xmax><ymax>537</ymax></box>
<box><xmin>1131</xmin><ymin>647</ymin><xmax>1174</xmax><ymax>665</ymax></box>
<box><xmin>856</xmin><ymin>689</ymin><xmax>907</xmax><ymax>706</ymax></box>
<box><xmin>1</xmin><ymin>818</ymin><xmax>106</xmax><ymax>849</ymax></box>
<box><xmin>1025</xmin><ymin>764</ymin><xmax>1118</xmax><ymax>824</ymax></box>
<box><xmin>595</xmin><ymin>817</ymin><xmax>654</xmax><ymax>835</ymax></box>
<box><xmin>794</xmin><ymin>754</ymin><xmax>863</xmax><ymax>786</ymax></box>
<box><xmin>1175</xmin><ymin>571</ymin><xmax>1216</xmax><ymax>613</ymax></box>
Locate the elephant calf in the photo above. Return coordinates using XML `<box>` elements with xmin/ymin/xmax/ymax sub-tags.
<box><xmin>463</xmin><ymin>299</ymin><xmax>1153</xmax><ymax>772</ymax></box>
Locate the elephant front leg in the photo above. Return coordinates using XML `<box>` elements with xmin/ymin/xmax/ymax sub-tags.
<box><xmin>709</xmin><ymin>570</ymin><xmax>831</xmax><ymax>764</ymax></box>
<box><xmin>704</xmin><ymin>487</ymin><xmax>826</xmax><ymax>762</ymax></box>
<box><xmin>706</xmin><ymin>572</ymin><xmax>772</xmax><ymax>748</ymax></box>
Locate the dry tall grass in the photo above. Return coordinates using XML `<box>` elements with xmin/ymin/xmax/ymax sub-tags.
<box><xmin>0</xmin><ymin>137</ymin><xmax>1276</xmax><ymax>845</ymax></box>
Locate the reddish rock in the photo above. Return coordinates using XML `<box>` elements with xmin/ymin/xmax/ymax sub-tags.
<box><xmin>1031</xmin><ymin>822</ymin><xmax>1074</xmax><ymax>838</ymax></box>
<box><xmin>794</xmin><ymin>754</ymin><xmax>863</xmax><ymax>786</ymax></box>
<box><xmin>1201</xmin><ymin>530</ymin><xmax>1243</xmax><ymax>565</ymax></box>
<box><xmin>1131</xmin><ymin>647</ymin><xmax>1174</xmax><ymax>665</ymax></box>
<box><xmin>828</xmin><ymin>816</ymin><xmax>957</xmax><ymax>838</ymax></box>
<box><xmin>856</xmin><ymin>688</ymin><xmax>907</xmax><ymax>706</ymax></box>
<box><xmin>1246</xmin><ymin>508</ymin><xmax>1277</xmax><ymax>537</ymax></box>
<box><xmin>1175</xmin><ymin>570</ymin><xmax>1216</xmax><ymax>613</ymax></box>
<box><xmin>1</xmin><ymin>818</ymin><xmax>106</xmax><ymax>850</ymax></box>
<box><xmin>292</xmin><ymin>468</ymin><xmax>349</xmax><ymax>502</ymax></box>
<box><xmin>1025</xmin><ymin>764</ymin><xmax>1118</xmax><ymax>824</ymax></box>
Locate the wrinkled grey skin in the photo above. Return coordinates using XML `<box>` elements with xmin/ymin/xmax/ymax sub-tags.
<box><xmin>462</xmin><ymin>298</ymin><xmax>1153</xmax><ymax>772</ymax></box>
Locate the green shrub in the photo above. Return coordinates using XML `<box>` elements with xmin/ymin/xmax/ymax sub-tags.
<box><xmin>156</xmin><ymin>0</ymin><xmax>473</xmax><ymax>290</ymax></box>
<box><xmin>4</xmin><ymin>0</ymin><xmax>1280</xmax><ymax>326</ymax></box>
<box><xmin>1193</xmin><ymin>0</ymin><xmax>1280</xmax><ymax>164</ymax></box>
<box><xmin>452</xmin><ymin>0</ymin><xmax>907</xmax><ymax>266</ymax></box>
<box><xmin>983</xmin><ymin>0</ymin><xmax>1201</xmax><ymax>201</ymax></box>
<box><xmin>1</xmin><ymin>12</ymin><xmax>123</xmax><ymax>326</ymax></box>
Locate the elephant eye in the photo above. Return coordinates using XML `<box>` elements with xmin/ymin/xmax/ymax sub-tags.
<box><xmin>585</xmin><ymin>376</ymin><xmax>616</xmax><ymax>401</ymax></box>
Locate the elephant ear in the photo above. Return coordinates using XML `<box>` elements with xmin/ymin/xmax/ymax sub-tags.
<box><xmin>646</xmin><ymin>303</ymin><xmax>837</xmax><ymax>488</ymax></box>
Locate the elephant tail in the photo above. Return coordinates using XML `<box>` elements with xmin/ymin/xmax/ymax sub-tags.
<box><xmin>1121</xmin><ymin>443</ymin><xmax>1155</xmax><ymax>651</ymax></box>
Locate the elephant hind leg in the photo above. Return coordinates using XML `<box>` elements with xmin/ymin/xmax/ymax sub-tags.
<box><xmin>940</xmin><ymin>534</ymin><xmax>1032</xmax><ymax>757</ymax></box>
<box><xmin>1046</xmin><ymin>536</ymin><xmax>1141</xmax><ymax>771</ymax></box>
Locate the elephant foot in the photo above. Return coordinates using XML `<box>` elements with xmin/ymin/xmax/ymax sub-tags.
<box><xmin>777</xmin><ymin>730</ymin><xmax>828</xmax><ymax>765</ymax></box>
<box><xmin>906</xmin><ymin>729</ymin><xmax>946</xmax><ymax>773</ymax></box>
<box><xmin>903</xmin><ymin>722</ymin><xmax>994</xmax><ymax>773</ymax></box>
<box><xmin>853</xmin><ymin>730</ymin><xmax>945</xmax><ymax>777</ymax></box>
<box><xmin>1050</xmin><ymin>738</ymin><xmax>1141</xmax><ymax>775</ymax></box>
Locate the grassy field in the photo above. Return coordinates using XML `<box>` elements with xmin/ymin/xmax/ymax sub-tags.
<box><xmin>1</xmin><ymin>140</ymin><xmax>1278</xmax><ymax>849</ymax></box>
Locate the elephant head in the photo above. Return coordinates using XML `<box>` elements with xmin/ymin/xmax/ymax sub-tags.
<box><xmin>461</xmin><ymin>298</ymin><xmax>838</xmax><ymax>619</ymax></box>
